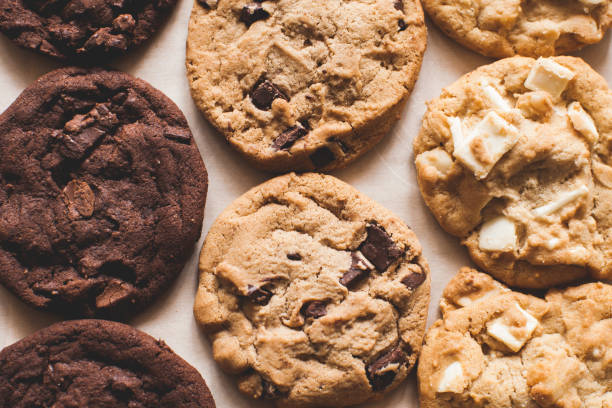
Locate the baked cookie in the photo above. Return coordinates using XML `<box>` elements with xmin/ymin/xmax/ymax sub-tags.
<box><xmin>423</xmin><ymin>0</ymin><xmax>612</xmax><ymax>58</ymax></box>
<box><xmin>418</xmin><ymin>267</ymin><xmax>612</xmax><ymax>408</ymax></box>
<box><xmin>194</xmin><ymin>172</ymin><xmax>430</xmax><ymax>407</ymax></box>
<box><xmin>186</xmin><ymin>0</ymin><xmax>426</xmax><ymax>172</ymax></box>
<box><xmin>414</xmin><ymin>56</ymin><xmax>612</xmax><ymax>288</ymax></box>
<box><xmin>0</xmin><ymin>319</ymin><xmax>216</xmax><ymax>408</ymax></box>
<box><xmin>0</xmin><ymin>0</ymin><xmax>177</xmax><ymax>59</ymax></box>
<box><xmin>0</xmin><ymin>67</ymin><xmax>208</xmax><ymax>319</ymax></box>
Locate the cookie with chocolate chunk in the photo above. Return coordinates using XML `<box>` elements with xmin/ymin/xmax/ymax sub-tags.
<box><xmin>418</xmin><ymin>267</ymin><xmax>612</xmax><ymax>408</ymax></box>
<box><xmin>0</xmin><ymin>67</ymin><xmax>208</xmax><ymax>319</ymax></box>
<box><xmin>0</xmin><ymin>319</ymin><xmax>216</xmax><ymax>408</ymax></box>
<box><xmin>194</xmin><ymin>172</ymin><xmax>430</xmax><ymax>407</ymax></box>
<box><xmin>186</xmin><ymin>0</ymin><xmax>426</xmax><ymax>172</ymax></box>
<box><xmin>0</xmin><ymin>0</ymin><xmax>177</xmax><ymax>59</ymax></box>
<box><xmin>414</xmin><ymin>56</ymin><xmax>612</xmax><ymax>288</ymax></box>
<box><xmin>423</xmin><ymin>0</ymin><xmax>612</xmax><ymax>58</ymax></box>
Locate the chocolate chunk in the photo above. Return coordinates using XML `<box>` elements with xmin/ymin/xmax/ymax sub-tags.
<box><xmin>301</xmin><ymin>300</ymin><xmax>327</xmax><ymax>318</ymax></box>
<box><xmin>81</xmin><ymin>28</ymin><xmax>128</xmax><ymax>53</ymax></box>
<box><xmin>63</xmin><ymin>180</ymin><xmax>96</xmax><ymax>219</ymax></box>
<box><xmin>197</xmin><ymin>0</ymin><xmax>215</xmax><ymax>8</ymax></box>
<box><xmin>394</xmin><ymin>0</ymin><xmax>404</xmax><ymax>11</ymax></box>
<box><xmin>340</xmin><ymin>251</ymin><xmax>375</xmax><ymax>288</ymax></box>
<box><xmin>398</xmin><ymin>19</ymin><xmax>407</xmax><ymax>31</ymax></box>
<box><xmin>164</xmin><ymin>126</ymin><xmax>192</xmax><ymax>143</ymax></box>
<box><xmin>273</xmin><ymin>124</ymin><xmax>308</xmax><ymax>150</ymax></box>
<box><xmin>247</xmin><ymin>284</ymin><xmax>273</xmax><ymax>305</ymax></box>
<box><xmin>240</xmin><ymin>4</ymin><xmax>270</xmax><ymax>27</ymax></box>
<box><xmin>366</xmin><ymin>347</ymin><xmax>406</xmax><ymax>391</ymax></box>
<box><xmin>95</xmin><ymin>279</ymin><xmax>134</xmax><ymax>309</ymax></box>
<box><xmin>113</xmin><ymin>14</ymin><xmax>136</xmax><ymax>33</ymax></box>
<box><xmin>61</xmin><ymin>127</ymin><xmax>106</xmax><ymax>158</ymax></box>
<box><xmin>287</xmin><ymin>253</ymin><xmax>302</xmax><ymax>260</ymax></box>
<box><xmin>251</xmin><ymin>80</ymin><xmax>288</xmax><ymax>110</ymax></box>
<box><xmin>401</xmin><ymin>271</ymin><xmax>425</xmax><ymax>289</ymax></box>
<box><xmin>309</xmin><ymin>146</ymin><xmax>335</xmax><ymax>168</ymax></box>
<box><xmin>359</xmin><ymin>224</ymin><xmax>403</xmax><ymax>271</ymax></box>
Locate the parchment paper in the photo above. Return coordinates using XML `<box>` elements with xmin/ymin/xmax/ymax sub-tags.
<box><xmin>0</xmin><ymin>4</ymin><xmax>610</xmax><ymax>406</ymax></box>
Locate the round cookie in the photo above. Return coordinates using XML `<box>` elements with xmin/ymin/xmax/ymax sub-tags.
<box><xmin>194</xmin><ymin>172</ymin><xmax>430</xmax><ymax>407</ymax></box>
<box><xmin>418</xmin><ymin>267</ymin><xmax>612</xmax><ymax>407</ymax></box>
<box><xmin>0</xmin><ymin>319</ymin><xmax>216</xmax><ymax>407</ymax></box>
<box><xmin>0</xmin><ymin>0</ymin><xmax>177</xmax><ymax>59</ymax></box>
<box><xmin>414</xmin><ymin>56</ymin><xmax>612</xmax><ymax>288</ymax></box>
<box><xmin>423</xmin><ymin>0</ymin><xmax>612</xmax><ymax>58</ymax></box>
<box><xmin>0</xmin><ymin>67</ymin><xmax>208</xmax><ymax>319</ymax></box>
<box><xmin>186</xmin><ymin>0</ymin><xmax>426</xmax><ymax>172</ymax></box>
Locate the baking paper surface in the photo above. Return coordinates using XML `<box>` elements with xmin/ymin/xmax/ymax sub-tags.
<box><xmin>0</xmin><ymin>4</ymin><xmax>610</xmax><ymax>406</ymax></box>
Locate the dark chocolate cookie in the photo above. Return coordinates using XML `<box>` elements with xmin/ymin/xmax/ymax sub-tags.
<box><xmin>0</xmin><ymin>0</ymin><xmax>176</xmax><ymax>59</ymax></box>
<box><xmin>0</xmin><ymin>319</ymin><xmax>217</xmax><ymax>408</ymax></box>
<box><xmin>0</xmin><ymin>67</ymin><xmax>208</xmax><ymax>319</ymax></box>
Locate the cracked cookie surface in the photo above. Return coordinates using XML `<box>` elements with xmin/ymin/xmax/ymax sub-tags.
<box><xmin>0</xmin><ymin>0</ymin><xmax>177</xmax><ymax>59</ymax></box>
<box><xmin>194</xmin><ymin>172</ymin><xmax>430</xmax><ymax>407</ymax></box>
<box><xmin>0</xmin><ymin>319</ymin><xmax>216</xmax><ymax>408</ymax></box>
<box><xmin>418</xmin><ymin>267</ymin><xmax>612</xmax><ymax>408</ymax></box>
<box><xmin>414</xmin><ymin>56</ymin><xmax>612</xmax><ymax>288</ymax></box>
<box><xmin>186</xmin><ymin>0</ymin><xmax>426</xmax><ymax>172</ymax></box>
<box><xmin>423</xmin><ymin>0</ymin><xmax>612</xmax><ymax>58</ymax></box>
<box><xmin>0</xmin><ymin>67</ymin><xmax>208</xmax><ymax>319</ymax></box>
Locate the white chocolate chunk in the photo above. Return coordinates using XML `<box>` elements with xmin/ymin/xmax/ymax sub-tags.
<box><xmin>593</xmin><ymin>161</ymin><xmax>612</xmax><ymax>188</ymax></box>
<box><xmin>481</xmin><ymin>83</ymin><xmax>512</xmax><ymax>112</ymax></box>
<box><xmin>437</xmin><ymin>362</ymin><xmax>465</xmax><ymax>393</ymax></box>
<box><xmin>416</xmin><ymin>149</ymin><xmax>454</xmax><ymax>177</ymax></box>
<box><xmin>545</xmin><ymin>238</ymin><xmax>561</xmax><ymax>250</ymax></box>
<box><xmin>487</xmin><ymin>303</ymin><xmax>539</xmax><ymax>352</ymax></box>
<box><xmin>524</xmin><ymin>58</ymin><xmax>575</xmax><ymax>99</ymax></box>
<box><xmin>452</xmin><ymin>112</ymin><xmax>519</xmax><ymax>179</ymax></box>
<box><xmin>568</xmin><ymin>102</ymin><xmax>599</xmax><ymax>143</ymax></box>
<box><xmin>479</xmin><ymin>216</ymin><xmax>517</xmax><ymax>252</ymax></box>
<box><xmin>533</xmin><ymin>185</ymin><xmax>589</xmax><ymax>218</ymax></box>
<box><xmin>456</xmin><ymin>289</ymin><xmax>497</xmax><ymax>307</ymax></box>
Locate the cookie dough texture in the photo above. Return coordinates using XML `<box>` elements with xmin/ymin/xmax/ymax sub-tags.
<box><xmin>186</xmin><ymin>0</ymin><xmax>426</xmax><ymax>172</ymax></box>
<box><xmin>423</xmin><ymin>0</ymin><xmax>612</xmax><ymax>58</ymax></box>
<box><xmin>194</xmin><ymin>172</ymin><xmax>430</xmax><ymax>407</ymax></box>
<box><xmin>0</xmin><ymin>67</ymin><xmax>208</xmax><ymax>319</ymax></box>
<box><xmin>0</xmin><ymin>0</ymin><xmax>177</xmax><ymax>59</ymax></box>
<box><xmin>0</xmin><ymin>319</ymin><xmax>216</xmax><ymax>408</ymax></box>
<box><xmin>418</xmin><ymin>267</ymin><xmax>612</xmax><ymax>408</ymax></box>
<box><xmin>414</xmin><ymin>56</ymin><xmax>612</xmax><ymax>288</ymax></box>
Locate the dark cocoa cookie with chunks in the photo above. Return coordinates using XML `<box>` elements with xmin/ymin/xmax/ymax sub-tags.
<box><xmin>0</xmin><ymin>0</ymin><xmax>177</xmax><ymax>59</ymax></box>
<box><xmin>194</xmin><ymin>172</ymin><xmax>430</xmax><ymax>407</ymax></box>
<box><xmin>0</xmin><ymin>67</ymin><xmax>208</xmax><ymax>319</ymax></box>
<box><xmin>0</xmin><ymin>319</ymin><xmax>217</xmax><ymax>408</ymax></box>
<box><xmin>186</xmin><ymin>0</ymin><xmax>427</xmax><ymax>172</ymax></box>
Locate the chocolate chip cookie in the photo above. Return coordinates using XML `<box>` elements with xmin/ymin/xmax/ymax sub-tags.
<box><xmin>186</xmin><ymin>0</ymin><xmax>426</xmax><ymax>172</ymax></box>
<box><xmin>0</xmin><ymin>67</ymin><xmax>208</xmax><ymax>319</ymax></box>
<box><xmin>0</xmin><ymin>0</ymin><xmax>177</xmax><ymax>59</ymax></box>
<box><xmin>423</xmin><ymin>0</ymin><xmax>612</xmax><ymax>58</ymax></box>
<box><xmin>414</xmin><ymin>56</ymin><xmax>612</xmax><ymax>288</ymax></box>
<box><xmin>0</xmin><ymin>319</ymin><xmax>217</xmax><ymax>408</ymax></box>
<box><xmin>194</xmin><ymin>172</ymin><xmax>430</xmax><ymax>407</ymax></box>
<box><xmin>418</xmin><ymin>267</ymin><xmax>612</xmax><ymax>408</ymax></box>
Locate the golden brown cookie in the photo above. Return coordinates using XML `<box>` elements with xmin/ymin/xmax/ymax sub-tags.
<box><xmin>414</xmin><ymin>56</ymin><xmax>612</xmax><ymax>288</ymax></box>
<box><xmin>194</xmin><ymin>173</ymin><xmax>430</xmax><ymax>407</ymax></box>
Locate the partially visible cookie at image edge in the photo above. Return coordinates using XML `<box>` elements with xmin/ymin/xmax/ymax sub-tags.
<box><xmin>0</xmin><ymin>319</ymin><xmax>217</xmax><ymax>408</ymax></box>
<box><xmin>423</xmin><ymin>0</ymin><xmax>612</xmax><ymax>58</ymax></box>
<box><xmin>418</xmin><ymin>267</ymin><xmax>611</xmax><ymax>407</ymax></box>
<box><xmin>186</xmin><ymin>0</ymin><xmax>426</xmax><ymax>172</ymax></box>
<box><xmin>0</xmin><ymin>0</ymin><xmax>178</xmax><ymax>59</ymax></box>
<box><xmin>194</xmin><ymin>172</ymin><xmax>430</xmax><ymax>407</ymax></box>
<box><xmin>0</xmin><ymin>67</ymin><xmax>208</xmax><ymax>319</ymax></box>
<box><xmin>415</xmin><ymin>55</ymin><xmax>612</xmax><ymax>288</ymax></box>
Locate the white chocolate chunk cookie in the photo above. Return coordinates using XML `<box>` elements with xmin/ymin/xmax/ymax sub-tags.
<box><xmin>186</xmin><ymin>0</ymin><xmax>426</xmax><ymax>172</ymax></box>
<box><xmin>194</xmin><ymin>173</ymin><xmax>430</xmax><ymax>407</ymax></box>
<box><xmin>418</xmin><ymin>267</ymin><xmax>612</xmax><ymax>408</ymax></box>
<box><xmin>414</xmin><ymin>56</ymin><xmax>612</xmax><ymax>288</ymax></box>
<box><xmin>423</xmin><ymin>0</ymin><xmax>612</xmax><ymax>58</ymax></box>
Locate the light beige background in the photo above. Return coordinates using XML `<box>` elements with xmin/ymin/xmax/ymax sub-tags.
<box><xmin>0</xmin><ymin>2</ymin><xmax>610</xmax><ymax>406</ymax></box>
